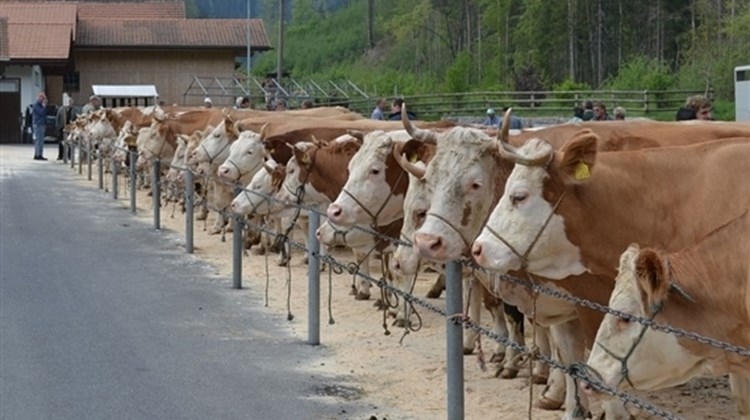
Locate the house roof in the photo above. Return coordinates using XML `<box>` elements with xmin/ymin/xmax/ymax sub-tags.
<box><xmin>8</xmin><ymin>23</ymin><xmax>72</xmax><ymax>59</ymax></box>
<box><xmin>77</xmin><ymin>1</ymin><xmax>186</xmax><ymax>20</ymax></box>
<box><xmin>0</xmin><ymin>18</ymin><xmax>9</xmax><ymax>60</ymax></box>
<box><xmin>76</xmin><ymin>18</ymin><xmax>271</xmax><ymax>50</ymax></box>
<box><xmin>0</xmin><ymin>2</ymin><xmax>76</xmax><ymax>60</ymax></box>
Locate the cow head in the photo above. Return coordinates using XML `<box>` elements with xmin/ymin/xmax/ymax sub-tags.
<box><xmin>217</xmin><ymin>129</ymin><xmax>264</xmax><ymax>182</ymax></box>
<box><xmin>274</xmin><ymin>143</ymin><xmax>331</xmax><ymax>215</ymax></box>
<box><xmin>472</xmin><ymin>129</ymin><xmax>598</xmax><ymax>279</ymax></box>
<box><xmin>391</xmin><ymin>140</ymin><xmax>434</xmax><ymax>277</ymax></box>
<box><xmin>327</xmin><ymin>130</ymin><xmax>410</xmax><ymax>227</ymax></box>
<box><xmin>411</xmin><ymin>125</ymin><xmax>511</xmax><ymax>262</ymax></box>
<box><xmin>584</xmin><ymin>244</ymin><xmax>703</xmax><ymax>396</ymax></box>
<box><xmin>188</xmin><ymin>116</ymin><xmax>239</xmax><ymax>167</ymax></box>
<box><xmin>139</xmin><ymin>118</ymin><xmax>175</xmax><ymax>164</ymax></box>
<box><xmin>231</xmin><ymin>159</ymin><xmax>285</xmax><ymax>216</ymax></box>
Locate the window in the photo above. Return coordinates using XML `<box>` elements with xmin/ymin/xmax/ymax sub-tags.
<box><xmin>737</xmin><ymin>70</ymin><xmax>748</xmax><ymax>82</ymax></box>
<box><xmin>63</xmin><ymin>71</ymin><xmax>80</xmax><ymax>92</ymax></box>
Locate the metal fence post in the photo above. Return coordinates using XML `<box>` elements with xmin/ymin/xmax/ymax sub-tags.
<box><xmin>70</xmin><ymin>142</ymin><xmax>75</xmax><ymax>169</ymax></box>
<box><xmin>445</xmin><ymin>260</ymin><xmax>464</xmax><ymax>420</ymax></box>
<box><xmin>129</xmin><ymin>150</ymin><xmax>137</xmax><ymax>214</ymax></box>
<box><xmin>152</xmin><ymin>159</ymin><xmax>161</xmax><ymax>230</ymax></box>
<box><xmin>63</xmin><ymin>142</ymin><xmax>68</xmax><ymax>165</ymax></box>
<box><xmin>307</xmin><ymin>208</ymin><xmax>321</xmax><ymax>345</ymax></box>
<box><xmin>78</xmin><ymin>140</ymin><xmax>83</xmax><ymax>175</ymax></box>
<box><xmin>87</xmin><ymin>141</ymin><xmax>92</xmax><ymax>181</ymax></box>
<box><xmin>232</xmin><ymin>213</ymin><xmax>243</xmax><ymax>290</ymax></box>
<box><xmin>97</xmin><ymin>147</ymin><xmax>103</xmax><ymax>190</ymax></box>
<box><xmin>111</xmin><ymin>157</ymin><xmax>118</xmax><ymax>200</ymax></box>
<box><xmin>185</xmin><ymin>170</ymin><xmax>194</xmax><ymax>254</ymax></box>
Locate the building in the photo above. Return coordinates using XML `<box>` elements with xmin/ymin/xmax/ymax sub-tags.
<box><xmin>0</xmin><ymin>1</ymin><xmax>270</xmax><ymax>143</ymax></box>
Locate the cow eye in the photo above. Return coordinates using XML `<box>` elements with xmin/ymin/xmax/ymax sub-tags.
<box><xmin>246</xmin><ymin>150</ymin><xmax>252</xmax><ymax>155</ymax></box>
<box><xmin>510</xmin><ymin>193</ymin><xmax>527</xmax><ymax>206</ymax></box>
<box><xmin>415</xmin><ymin>209</ymin><xmax>427</xmax><ymax>222</ymax></box>
<box><xmin>371</xmin><ymin>168</ymin><xmax>380</xmax><ymax>175</ymax></box>
<box><xmin>470</xmin><ymin>182</ymin><xmax>481</xmax><ymax>191</ymax></box>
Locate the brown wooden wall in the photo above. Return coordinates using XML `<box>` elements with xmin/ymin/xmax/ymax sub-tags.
<box><xmin>71</xmin><ymin>49</ymin><xmax>238</xmax><ymax>107</ymax></box>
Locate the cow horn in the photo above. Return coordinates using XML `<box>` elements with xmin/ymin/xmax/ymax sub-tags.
<box><xmin>496</xmin><ymin>140</ymin><xmax>552</xmax><ymax>167</ymax></box>
<box><xmin>401</xmin><ymin>104</ymin><xmax>437</xmax><ymax>144</ymax></box>
<box><xmin>259</xmin><ymin>123</ymin><xmax>269</xmax><ymax>140</ymax></box>
<box><xmin>499</xmin><ymin>108</ymin><xmax>511</xmax><ymax>143</ymax></box>
<box><xmin>392</xmin><ymin>142</ymin><xmax>425</xmax><ymax>179</ymax></box>
<box><xmin>263</xmin><ymin>163</ymin><xmax>274</xmax><ymax>174</ymax></box>
<box><xmin>346</xmin><ymin>130</ymin><xmax>364</xmax><ymax>141</ymax></box>
<box><xmin>311</xmin><ymin>135</ymin><xmax>326</xmax><ymax>148</ymax></box>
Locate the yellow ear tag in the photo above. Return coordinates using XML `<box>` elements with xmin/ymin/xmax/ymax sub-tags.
<box><xmin>409</xmin><ymin>154</ymin><xmax>418</xmax><ymax>163</ymax></box>
<box><xmin>574</xmin><ymin>162</ymin><xmax>591</xmax><ymax>180</ymax></box>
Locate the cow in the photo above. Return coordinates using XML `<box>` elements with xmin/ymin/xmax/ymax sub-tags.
<box><xmin>471</xmin><ymin>134</ymin><xmax>750</xmax><ymax>280</ymax></box>
<box><xmin>583</xmin><ymin>210</ymin><xmax>750</xmax><ymax>419</ymax></box>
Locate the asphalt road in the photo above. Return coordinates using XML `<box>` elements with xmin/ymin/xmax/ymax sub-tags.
<box><xmin>0</xmin><ymin>144</ymin><xmax>375</xmax><ymax>420</ymax></box>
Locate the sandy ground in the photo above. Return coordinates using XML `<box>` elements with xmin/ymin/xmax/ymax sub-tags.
<box><xmin>69</xmin><ymin>165</ymin><xmax>738</xmax><ymax>420</ymax></box>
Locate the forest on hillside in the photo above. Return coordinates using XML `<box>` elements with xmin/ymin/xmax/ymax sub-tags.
<box><xmin>235</xmin><ymin>0</ymin><xmax>749</xmax><ymax>107</ymax></box>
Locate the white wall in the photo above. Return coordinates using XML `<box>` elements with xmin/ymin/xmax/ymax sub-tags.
<box><xmin>4</xmin><ymin>64</ymin><xmax>45</xmax><ymax>116</ymax></box>
<box><xmin>736</xmin><ymin>65</ymin><xmax>750</xmax><ymax>122</ymax></box>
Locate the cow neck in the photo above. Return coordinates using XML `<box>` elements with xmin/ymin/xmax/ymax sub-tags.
<box><xmin>547</xmin><ymin>142</ymin><xmax>750</xmax><ymax>278</ymax></box>
<box><xmin>303</xmin><ymin>142</ymin><xmax>360</xmax><ymax>202</ymax></box>
<box><xmin>660</xmin><ymin>211</ymin><xmax>750</xmax><ymax>358</ymax></box>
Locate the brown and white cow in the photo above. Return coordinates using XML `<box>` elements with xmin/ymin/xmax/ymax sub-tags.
<box><xmin>472</xmin><ymin>134</ymin><xmax>750</xmax><ymax>280</ymax></box>
<box><xmin>584</xmin><ymin>210</ymin><xmax>750</xmax><ymax>419</ymax></box>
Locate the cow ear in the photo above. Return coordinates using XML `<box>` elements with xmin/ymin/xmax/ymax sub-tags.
<box><xmin>557</xmin><ymin>129</ymin><xmax>598</xmax><ymax>183</ymax></box>
<box><xmin>634</xmin><ymin>248</ymin><xmax>670</xmax><ymax>315</ymax></box>
<box><xmin>293</xmin><ymin>145</ymin><xmax>311</xmax><ymax>166</ymax></box>
<box><xmin>225</xmin><ymin>117</ymin><xmax>240</xmax><ymax>138</ymax></box>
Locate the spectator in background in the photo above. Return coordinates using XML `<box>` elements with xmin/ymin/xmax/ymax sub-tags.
<box><xmin>300</xmin><ymin>99</ymin><xmax>314</xmax><ymax>109</ymax></box>
<box><xmin>582</xmin><ymin>100</ymin><xmax>595</xmax><ymax>121</ymax></box>
<box><xmin>234</xmin><ymin>96</ymin><xmax>244</xmax><ymax>109</ymax></box>
<box><xmin>568</xmin><ymin>106</ymin><xmax>585</xmax><ymax>123</ymax></box>
<box><xmin>613</xmin><ymin>106</ymin><xmax>626</xmax><ymax>121</ymax></box>
<box><xmin>81</xmin><ymin>95</ymin><xmax>101</xmax><ymax>115</ymax></box>
<box><xmin>685</xmin><ymin>95</ymin><xmax>713</xmax><ymax>120</ymax></box>
<box><xmin>675</xmin><ymin>107</ymin><xmax>697</xmax><ymax>121</ymax></box>
<box><xmin>203</xmin><ymin>97</ymin><xmax>213</xmax><ymax>108</ymax></box>
<box><xmin>483</xmin><ymin>108</ymin><xmax>501</xmax><ymax>127</ymax></box>
<box><xmin>593</xmin><ymin>101</ymin><xmax>612</xmax><ymax>121</ymax></box>
<box><xmin>32</xmin><ymin>92</ymin><xmax>48</xmax><ymax>160</ymax></box>
<box><xmin>388</xmin><ymin>98</ymin><xmax>416</xmax><ymax>121</ymax></box>
<box><xmin>56</xmin><ymin>97</ymin><xmax>79</xmax><ymax>160</ymax></box>
<box><xmin>371</xmin><ymin>98</ymin><xmax>387</xmax><ymax>120</ymax></box>
<box><xmin>240</xmin><ymin>96</ymin><xmax>251</xmax><ymax>109</ymax></box>
<box><xmin>275</xmin><ymin>99</ymin><xmax>287</xmax><ymax>111</ymax></box>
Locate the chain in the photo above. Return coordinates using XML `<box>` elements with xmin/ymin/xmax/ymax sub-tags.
<box><xmin>461</xmin><ymin>258</ymin><xmax>750</xmax><ymax>358</ymax></box>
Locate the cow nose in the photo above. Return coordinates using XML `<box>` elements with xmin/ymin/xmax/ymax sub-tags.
<box><xmin>315</xmin><ymin>228</ymin><xmax>322</xmax><ymax>240</ymax></box>
<box><xmin>414</xmin><ymin>233</ymin><xmax>445</xmax><ymax>260</ymax></box>
<box><xmin>218</xmin><ymin>166</ymin><xmax>229</xmax><ymax>177</ymax></box>
<box><xmin>579</xmin><ymin>381</ymin><xmax>593</xmax><ymax>395</ymax></box>
<box><xmin>327</xmin><ymin>204</ymin><xmax>343</xmax><ymax>222</ymax></box>
<box><xmin>392</xmin><ymin>257</ymin><xmax>402</xmax><ymax>272</ymax></box>
<box><xmin>471</xmin><ymin>242</ymin><xmax>485</xmax><ymax>264</ymax></box>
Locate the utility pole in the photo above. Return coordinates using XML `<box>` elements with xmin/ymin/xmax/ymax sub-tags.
<box><xmin>246</xmin><ymin>0</ymin><xmax>251</xmax><ymax>82</ymax></box>
<box><xmin>277</xmin><ymin>0</ymin><xmax>285</xmax><ymax>83</ymax></box>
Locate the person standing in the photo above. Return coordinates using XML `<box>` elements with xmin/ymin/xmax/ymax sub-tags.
<box><xmin>483</xmin><ymin>108</ymin><xmax>501</xmax><ymax>127</ymax></box>
<box><xmin>371</xmin><ymin>98</ymin><xmax>386</xmax><ymax>120</ymax></box>
<box><xmin>32</xmin><ymin>92</ymin><xmax>48</xmax><ymax>161</ymax></box>
<box><xmin>81</xmin><ymin>95</ymin><xmax>101</xmax><ymax>115</ymax></box>
<box><xmin>613</xmin><ymin>106</ymin><xmax>626</xmax><ymax>120</ymax></box>
<box><xmin>56</xmin><ymin>97</ymin><xmax>78</xmax><ymax>160</ymax></box>
<box><xmin>388</xmin><ymin>98</ymin><xmax>416</xmax><ymax>121</ymax></box>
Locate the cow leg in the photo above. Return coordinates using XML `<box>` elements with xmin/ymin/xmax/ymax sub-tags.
<box><xmin>208</xmin><ymin>211</ymin><xmax>226</xmax><ymax>235</ymax></box>
<box><xmin>481</xmin><ymin>287</ymin><xmax>508</xmax><ymax>363</ymax></box>
<box><xmin>391</xmin><ymin>272</ymin><xmax>411</xmax><ymax>327</ymax></box>
<box><xmin>531</xmin><ymin>325</ymin><xmax>551</xmax><ymax>385</ymax></box>
<box><xmin>497</xmin><ymin>303</ymin><xmax>525</xmax><ymax>379</ymax></box>
<box><xmin>729</xmin><ymin>374</ymin><xmax>750</xmax><ymax>420</ymax></box>
<box><xmin>462</xmin><ymin>276</ymin><xmax>482</xmax><ymax>354</ymax></box>
<box><xmin>426</xmin><ymin>272</ymin><xmax>445</xmax><ymax>299</ymax></box>
<box><xmin>545</xmin><ymin>319</ymin><xmax>591</xmax><ymax>419</ymax></box>
<box><xmin>353</xmin><ymin>251</ymin><xmax>371</xmax><ymax>301</ymax></box>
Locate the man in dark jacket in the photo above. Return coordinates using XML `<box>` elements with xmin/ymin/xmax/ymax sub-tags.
<box><xmin>32</xmin><ymin>92</ymin><xmax>48</xmax><ymax>160</ymax></box>
<box><xmin>388</xmin><ymin>98</ymin><xmax>416</xmax><ymax>121</ymax></box>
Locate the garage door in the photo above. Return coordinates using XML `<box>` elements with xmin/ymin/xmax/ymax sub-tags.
<box><xmin>0</xmin><ymin>79</ymin><xmax>21</xmax><ymax>144</ymax></box>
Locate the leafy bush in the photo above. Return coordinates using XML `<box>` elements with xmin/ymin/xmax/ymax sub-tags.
<box><xmin>443</xmin><ymin>51</ymin><xmax>471</xmax><ymax>93</ymax></box>
<box><xmin>552</xmin><ymin>79</ymin><xmax>592</xmax><ymax>108</ymax></box>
